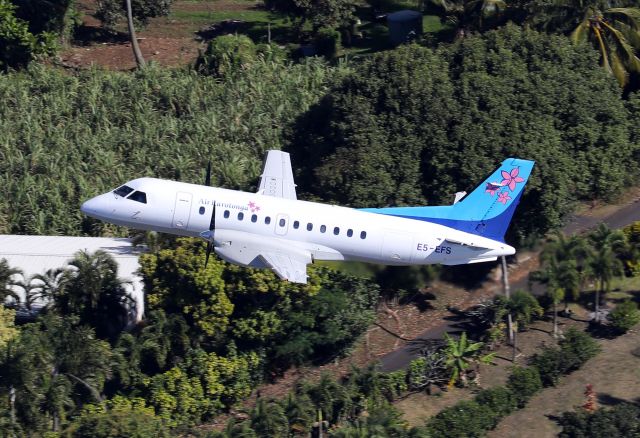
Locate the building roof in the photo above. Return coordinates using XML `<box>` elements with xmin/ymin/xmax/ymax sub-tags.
<box><xmin>0</xmin><ymin>235</ymin><xmax>146</xmax><ymax>321</ymax></box>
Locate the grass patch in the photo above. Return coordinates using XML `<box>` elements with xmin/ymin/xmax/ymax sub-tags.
<box><xmin>609</xmin><ymin>275</ymin><xmax>640</xmax><ymax>293</ymax></box>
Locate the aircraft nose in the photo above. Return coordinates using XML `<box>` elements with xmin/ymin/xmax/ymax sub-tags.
<box><xmin>81</xmin><ymin>194</ymin><xmax>112</xmax><ymax>218</ymax></box>
<box><xmin>81</xmin><ymin>197</ymin><xmax>100</xmax><ymax>217</ymax></box>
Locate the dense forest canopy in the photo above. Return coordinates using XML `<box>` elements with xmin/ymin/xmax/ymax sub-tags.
<box><xmin>290</xmin><ymin>25</ymin><xmax>640</xmax><ymax>242</ymax></box>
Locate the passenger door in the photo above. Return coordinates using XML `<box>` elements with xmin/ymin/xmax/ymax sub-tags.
<box><xmin>172</xmin><ymin>192</ymin><xmax>192</xmax><ymax>229</ymax></box>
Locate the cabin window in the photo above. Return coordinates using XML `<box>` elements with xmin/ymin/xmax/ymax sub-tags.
<box><xmin>251</xmin><ymin>214</ymin><xmax>258</xmax><ymax>223</ymax></box>
<box><xmin>334</xmin><ymin>227</ymin><xmax>340</xmax><ymax>235</ymax></box>
<box><xmin>360</xmin><ymin>231</ymin><xmax>367</xmax><ymax>239</ymax></box>
<box><xmin>199</xmin><ymin>206</ymin><xmax>205</xmax><ymax>215</ymax></box>
<box><xmin>128</xmin><ymin>191</ymin><xmax>147</xmax><ymax>204</ymax></box>
<box><xmin>224</xmin><ymin>210</ymin><xmax>230</xmax><ymax>219</ymax></box>
<box><xmin>265</xmin><ymin>216</ymin><xmax>271</xmax><ymax>225</ymax></box>
<box><xmin>238</xmin><ymin>212</ymin><xmax>244</xmax><ymax>221</ymax></box>
<box><xmin>293</xmin><ymin>221</ymin><xmax>300</xmax><ymax>229</ymax></box>
<box><xmin>307</xmin><ymin>223</ymin><xmax>313</xmax><ymax>231</ymax></box>
<box><xmin>347</xmin><ymin>229</ymin><xmax>353</xmax><ymax>237</ymax></box>
<box><xmin>113</xmin><ymin>185</ymin><xmax>134</xmax><ymax>197</ymax></box>
<box><xmin>320</xmin><ymin>225</ymin><xmax>326</xmax><ymax>233</ymax></box>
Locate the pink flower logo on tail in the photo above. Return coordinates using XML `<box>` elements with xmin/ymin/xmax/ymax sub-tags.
<box><xmin>501</xmin><ymin>167</ymin><xmax>524</xmax><ymax>191</ymax></box>
<box><xmin>497</xmin><ymin>191</ymin><xmax>512</xmax><ymax>204</ymax></box>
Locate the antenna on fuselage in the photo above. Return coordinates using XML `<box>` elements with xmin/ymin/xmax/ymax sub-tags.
<box><xmin>204</xmin><ymin>161</ymin><xmax>212</xmax><ymax>187</ymax></box>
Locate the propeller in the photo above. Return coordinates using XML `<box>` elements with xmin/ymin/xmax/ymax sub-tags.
<box><xmin>202</xmin><ymin>160</ymin><xmax>215</xmax><ymax>267</ymax></box>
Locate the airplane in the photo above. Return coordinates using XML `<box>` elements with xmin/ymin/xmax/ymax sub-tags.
<box><xmin>81</xmin><ymin>151</ymin><xmax>534</xmax><ymax>284</ymax></box>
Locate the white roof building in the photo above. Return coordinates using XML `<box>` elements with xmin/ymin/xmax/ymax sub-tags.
<box><xmin>0</xmin><ymin>235</ymin><xmax>146</xmax><ymax>322</ymax></box>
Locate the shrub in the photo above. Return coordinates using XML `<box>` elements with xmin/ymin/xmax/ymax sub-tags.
<box><xmin>0</xmin><ymin>0</ymin><xmax>52</xmax><ymax>70</ymax></box>
<box><xmin>529</xmin><ymin>346</ymin><xmax>573</xmax><ymax>387</ymax></box>
<box><xmin>426</xmin><ymin>400</ymin><xmax>496</xmax><ymax>437</ymax></box>
<box><xmin>608</xmin><ymin>300</ymin><xmax>640</xmax><ymax>333</ymax></box>
<box><xmin>475</xmin><ymin>386</ymin><xmax>517</xmax><ymax>422</ymax></box>
<box><xmin>196</xmin><ymin>34</ymin><xmax>258</xmax><ymax>77</ymax></box>
<box><xmin>315</xmin><ymin>27</ymin><xmax>341</xmax><ymax>58</ymax></box>
<box><xmin>506</xmin><ymin>366</ymin><xmax>542</xmax><ymax>407</ymax></box>
<box><xmin>558</xmin><ymin>403</ymin><xmax>640</xmax><ymax>438</ymax></box>
<box><xmin>559</xmin><ymin>328</ymin><xmax>600</xmax><ymax>367</ymax></box>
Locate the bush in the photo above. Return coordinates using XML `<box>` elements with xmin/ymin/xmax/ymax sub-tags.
<box><xmin>558</xmin><ymin>403</ymin><xmax>640</xmax><ymax>438</ymax></box>
<box><xmin>475</xmin><ymin>386</ymin><xmax>517</xmax><ymax>422</ymax></box>
<box><xmin>426</xmin><ymin>400</ymin><xmax>497</xmax><ymax>437</ymax></box>
<box><xmin>506</xmin><ymin>366</ymin><xmax>542</xmax><ymax>408</ymax></box>
<box><xmin>0</xmin><ymin>0</ymin><xmax>56</xmax><ymax>70</ymax></box>
<box><xmin>559</xmin><ymin>327</ymin><xmax>601</xmax><ymax>367</ymax></box>
<box><xmin>196</xmin><ymin>34</ymin><xmax>258</xmax><ymax>77</ymax></box>
<box><xmin>529</xmin><ymin>346</ymin><xmax>573</xmax><ymax>387</ymax></box>
<box><xmin>608</xmin><ymin>300</ymin><xmax>640</xmax><ymax>333</ymax></box>
<box><xmin>315</xmin><ymin>27</ymin><xmax>341</xmax><ymax>58</ymax></box>
<box><xmin>96</xmin><ymin>0</ymin><xmax>173</xmax><ymax>29</ymax></box>
<box><xmin>530</xmin><ymin>329</ymin><xmax>599</xmax><ymax>386</ymax></box>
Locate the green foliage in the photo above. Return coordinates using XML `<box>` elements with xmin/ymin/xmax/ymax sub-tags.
<box><xmin>250</xmin><ymin>398</ymin><xmax>289</xmax><ymax>437</ymax></box>
<box><xmin>0</xmin><ymin>0</ymin><xmax>56</xmax><ymax>70</ymax></box>
<box><xmin>290</xmin><ymin>25</ymin><xmax>637</xmax><ymax>242</ymax></box>
<box><xmin>12</xmin><ymin>0</ymin><xmax>78</xmax><ymax>42</ymax></box>
<box><xmin>530</xmin><ymin>328</ymin><xmax>600</xmax><ymax>386</ymax></box>
<box><xmin>146</xmin><ymin>347</ymin><xmax>261</xmax><ymax>426</ymax></box>
<box><xmin>315</xmin><ymin>27</ymin><xmax>341</xmax><ymax>58</ymax></box>
<box><xmin>0</xmin><ymin>60</ymin><xmax>344</xmax><ymax>236</ymax></box>
<box><xmin>475</xmin><ymin>386</ymin><xmax>516</xmax><ymax>423</ymax></box>
<box><xmin>140</xmin><ymin>239</ymin><xmax>233</xmax><ymax>338</ymax></box>
<box><xmin>508</xmin><ymin>290</ymin><xmax>543</xmax><ymax>329</ymax></box>
<box><xmin>407</xmin><ymin>347</ymin><xmax>447</xmax><ymax>392</ymax></box>
<box><xmin>560</xmin><ymin>327</ymin><xmax>601</xmax><ymax>364</ymax></box>
<box><xmin>263</xmin><ymin>0</ymin><xmax>356</xmax><ymax>33</ymax></box>
<box><xmin>426</xmin><ymin>399</ymin><xmax>496</xmax><ymax>437</ymax></box>
<box><xmin>0</xmin><ymin>306</ymin><xmax>17</xmax><ymax>348</ymax></box>
<box><xmin>608</xmin><ymin>299</ymin><xmax>640</xmax><ymax>333</ymax></box>
<box><xmin>64</xmin><ymin>396</ymin><xmax>170</xmax><ymax>437</ymax></box>
<box><xmin>558</xmin><ymin>402</ymin><xmax>640</xmax><ymax>438</ymax></box>
<box><xmin>506</xmin><ymin>366</ymin><xmax>542</xmax><ymax>408</ymax></box>
<box><xmin>196</xmin><ymin>34</ymin><xmax>261</xmax><ymax>77</ymax></box>
<box><xmin>0</xmin><ymin>313</ymin><xmax>112</xmax><ymax>435</ymax></box>
<box><xmin>96</xmin><ymin>0</ymin><xmax>174</xmax><ymax>29</ymax></box>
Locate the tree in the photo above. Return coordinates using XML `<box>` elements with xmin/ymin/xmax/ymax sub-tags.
<box><xmin>531</xmin><ymin>233</ymin><xmax>587</xmax><ymax>337</ymax></box>
<box><xmin>428</xmin><ymin>0</ymin><xmax>509</xmax><ymax>36</ymax></box>
<box><xmin>250</xmin><ymin>398</ymin><xmax>289</xmax><ymax>438</ymax></box>
<box><xmin>517</xmin><ymin>0</ymin><xmax>640</xmax><ymax>88</ymax></box>
<box><xmin>263</xmin><ymin>0</ymin><xmax>356</xmax><ymax>34</ymax></box>
<box><xmin>0</xmin><ymin>313</ymin><xmax>112</xmax><ymax>434</ymax></box>
<box><xmin>608</xmin><ymin>299</ymin><xmax>640</xmax><ymax>333</ymax></box>
<box><xmin>57</xmin><ymin>250</ymin><xmax>134</xmax><ymax>338</ymax></box>
<box><xmin>64</xmin><ymin>396</ymin><xmax>170</xmax><ymax>438</ymax></box>
<box><xmin>0</xmin><ymin>306</ymin><xmax>18</xmax><ymax>349</ymax></box>
<box><xmin>25</xmin><ymin>268</ymin><xmax>66</xmax><ymax>310</ymax></box>
<box><xmin>0</xmin><ymin>258</ymin><xmax>22</xmax><ymax>306</ymax></box>
<box><xmin>443</xmin><ymin>332</ymin><xmax>493</xmax><ymax>387</ymax></box>
<box><xmin>587</xmin><ymin>224</ymin><xmax>626</xmax><ymax>322</ymax></box>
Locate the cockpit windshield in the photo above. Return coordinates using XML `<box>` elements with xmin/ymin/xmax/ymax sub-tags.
<box><xmin>128</xmin><ymin>191</ymin><xmax>147</xmax><ymax>204</ymax></box>
<box><xmin>113</xmin><ymin>185</ymin><xmax>134</xmax><ymax>197</ymax></box>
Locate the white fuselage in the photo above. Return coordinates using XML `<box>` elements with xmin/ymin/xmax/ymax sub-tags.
<box><xmin>81</xmin><ymin>178</ymin><xmax>515</xmax><ymax>268</ymax></box>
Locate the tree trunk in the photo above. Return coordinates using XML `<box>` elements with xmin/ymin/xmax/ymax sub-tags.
<box><xmin>595</xmin><ymin>283</ymin><xmax>601</xmax><ymax>323</ymax></box>
<box><xmin>512</xmin><ymin>327</ymin><xmax>518</xmax><ymax>363</ymax></box>
<box><xmin>9</xmin><ymin>385</ymin><xmax>15</xmax><ymax>438</ymax></box>
<box><xmin>125</xmin><ymin>0</ymin><xmax>145</xmax><ymax>68</ymax></box>
<box><xmin>501</xmin><ymin>256</ymin><xmax>514</xmax><ymax>343</ymax></box>
<box><xmin>553</xmin><ymin>300</ymin><xmax>558</xmax><ymax>338</ymax></box>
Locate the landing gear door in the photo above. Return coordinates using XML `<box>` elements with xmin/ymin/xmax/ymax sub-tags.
<box><xmin>172</xmin><ymin>192</ymin><xmax>192</xmax><ymax>229</ymax></box>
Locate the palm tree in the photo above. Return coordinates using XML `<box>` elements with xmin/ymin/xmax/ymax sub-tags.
<box><xmin>281</xmin><ymin>392</ymin><xmax>315</xmax><ymax>436</ymax></box>
<box><xmin>0</xmin><ymin>259</ymin><xmax>24</xmax><ymax>306</ymax></box>
<box><xmin>587</xmin><ymin>224</ymin><xmax>626</xmax><ymax>322</ymax></box>
<box><xmin>522</xmin><ymin>0</ymin><xmax>640</xmax><ymax>88</ymax></box>
<box><xmin>443</xmin><ymin>332</ymin><xmax>493</xmax><ymax>387</ymax></box>
<box><xmin>571</xmin><ymin>6</ymin><xmax>640</xmax><ymax>88</ymax></box>
<box><xmin>250</xmin><ymin>398</ymin><xmax>289</xmax><ymax>438</ymax></box>
<box><xmin>25</xmin><ymin>268</ymin><xmax>66</xmax><ymax>310</ymax></box>
<box><xmin>59</xmin><ymin>250</ymin><xmax>134</xmax><ymax>338</ymax></box>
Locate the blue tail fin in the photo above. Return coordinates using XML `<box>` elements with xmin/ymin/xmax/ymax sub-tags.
<box><xmin>362</xmin><ymin>158</ymin><xmax>535</xmax><ymax>242</ymax></box>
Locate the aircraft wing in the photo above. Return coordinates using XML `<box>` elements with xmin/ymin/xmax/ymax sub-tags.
<box><xmin>258</xmin><ymin>252</ymin><xmax>309</xmax><ymax>283</ymax></box>
<box><xmin>257</xmin><ymin>150</ymin><xmax>297</xmax><ymax>200</ymax></box>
